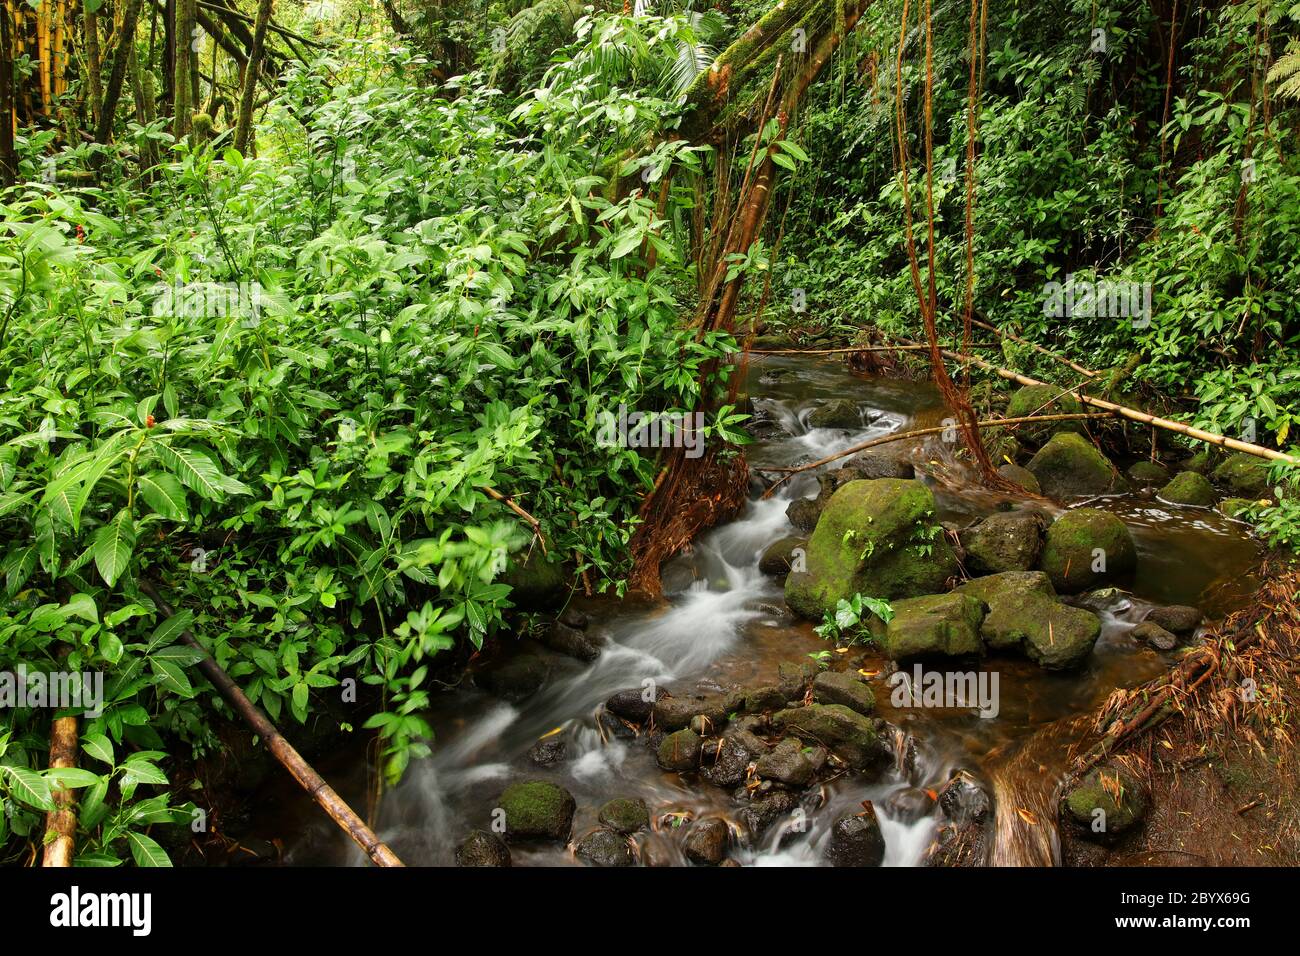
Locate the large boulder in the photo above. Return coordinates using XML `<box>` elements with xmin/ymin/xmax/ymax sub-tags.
<box><xmin>1026</xmin><ymin>433</ymin><xmax>1123</xmax><ymax>499</ymax></box>
<box><xmin>772</xmin><ymin>704</ymin><xmax>889</xmax><ymax>770</ymax></box>
<box><xmin>1064</xmin><ymin>766</ymin><xmax>1149</xmax><ymax>838</ymax></box>
<box><xmin>811</xmin><ymin>670</ymin><xmax>875</xmax><ymax>715</ymax></box>
<box><xmin>1212</xmin><ymin>453</ymin><xmax>1271</xmax><ymax>498</ymax></box>
<box><xmin>1158</xmin><ymin>471</ymin><xmax>1216</xmax><ymax>506</ymax></box>
<box><xmin>880</xmin><ymin>592</ymin><xmax>985</xmax><ymax>660</ymax></box>
<box><xmin>960</xmin><ymin>511</ymin><xmax>1045</xmax><ymax>573</ymax></box>
<box><xmin>784</xmin><ymin>479</ymin><xmax>959</xmax><ymax>621</ymax></box>
<box><xmin>496</xmin><ymin>781</ymin><xmax>576</xmax><ymax>842</ymax></box>
<box><xmin>604</xmin><ymin>685</ymin><xmax>665</xmax><ymax>724</ymax></box>
<box><xmin>540</xmin><ymin>621</ymin><xmax>602</xmax><ymax>662</ymax></box>
<box><xmin>653</xmin><ymin>695</ymin><xmax>730</xmax><ymax>733</ymax></box>
<box><xmin>825</xmin><ymin>806</ymin><xmax>886</xmax><ymax>866</ymax></box>
<box><xmin>957</xmin><ymin>571</ymin><xmax>1101</xmax><ymax>669</ymax></box>
<box><xmin>1039</xmin><ymin>508</ymin><xmax>1137</xmax><ymax>593</ymax></box>
<box><xmin>842</xmin><ymin>452</ymin><xmax>914</xmax><ymax>480</ymax></box>
<box><xmin>1004</xmin><ymin>385</ymin><xmax>1085</xmax><ymax>445</ymax></box>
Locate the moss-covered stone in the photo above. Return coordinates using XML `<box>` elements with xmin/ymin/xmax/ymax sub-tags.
<box><xmin>597</xmin><ymin>797</ymin><xmax>649</xmax><ymax>834</ymax></box>
<box><xmin>1004</xmin><ymin>385</ymin><xmax>1085</xmax><ymax>445</ymax></box>
<box><xmin>574</xmin><ymin>827</ymin><xmax>633</xmax><ymax>866</ymax></box>
<box><xmin>1126</xmin><ymin>460</ymin><xmax>1169</xmax><ymax>485</ymax></box>
<box><xmin>957</xmin><ymin>570</ymin><xmax>1100</xmax><ymax>666</ymax></box>
<box><xmin>784</xmin><ymin>479</ymin><xmax>958</xmax><ymax>620</ymax></box>
<box><xmin>1218</xmin><ymin>497</ymin><xmax>1256</xmax><ymax>518</ymax></box>
<box><xmin>998</xmin><ymin>462</ymin><xmax>1041</xmax><ymax>494</ymax></box>
<box><xmin>985</xmin><ymin>432</ymin><xmax>1022</xmax><ymax>467</ymax></box>
<box><xmin>1026</xmin><ymin>432</ymin><xmax>1123</xmax><ymax>499</ymax></box>
<box><xmin>759</xmin><ymin>535</ymin><xmax>807</xmax><ymax>576</ymax></box>
<box><xmin>1039</xmin><ymin>508</ymin><xmax>1136</xmax><ymax>593</ymax></box>
<box><xmin>656</xmin><ymin>728</ymin><xmax>702</xmax><ymax>772</ymax></box>
<box><xmin>880</xmin><ymin>592</ymin><xmax>986</xmax><ymax>660</ymax></box>
<box><xmin>1065</xmin><ymin>766</ymin><xmax>1149</xmax><ymax>838</ymax></box>
<box><xmin>1212</xmin><ymin>452</ymin><xmax>1271</xmax><ymax>497</ymax></box>
<box><xmin>1158</xmin><ymin>471</ymin><xmax>1217</xmax><ymax>506</ymax></box>
<box><xmin>1179</xmin><ymin>449</ymin><xmax>1216</xmax><ymax>474</ymax></box>
<box><xmin>960</xmin><ymin>512</ymin><xmax>1044</xmax><ymax>573</ymax></box>
<box><xmin>808</xmin><ymin>398</ymin><xmax>861</xmax><ymax>428</ymax></box>
<box><xmin>496</xmin><ymin>780</ymin><xmax>576</xmax><ymax>842</ymax></box>
<box><xmin>772</xmin><ymin>704</ymin><xmax>888</xmax><ymax>770</ymax></box>
<box><xmin>811</xmin><ymin>670</ymin><xmax>875</xmax><ymax>715</ymax></box>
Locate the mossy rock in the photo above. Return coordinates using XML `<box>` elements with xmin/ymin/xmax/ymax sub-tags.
<box><xmin>574</xmin><ymin>828</ymin><xmax>634</xmax><ymax>866</ymax></box>
<box><xmin>1004</xmin><ymin>385</ymin><xmax>1084</xmax><ymax>445</ymax></box>
<box><xmin>501</xmin><ymin>550</ymin><xmax>569</xmax><ymax>610</ymax></box>
<box><xmin>985</xmin><ymin>432</ymin><xmax>1022</xmax><ymax>467</ymax></box>
<box><xmin>957</xmin><ymin>572</ymin><xmax>1100</xmax><ymax>668</ymax></box>
<box><xmin>1126</xmin><ymin>460</ymin><xmax>1169</xmax><ymax>485</ymax></box>
<box><xmin>1179</xmin><ymin>449</ymin><xmax>1216</xmax><ymax>474</ymax></box>
<box><xmin>784</xmin><ymin>479</ymin><xmax>959</xmax><ymax>621</ymax></box>
<box><xmin>1039</xmin><ymin>508</ymin><xmax>1136</xmax><ymax>593</ymax></box>
<box><xmin>960</xmin><ymin>511</ymin><xmax>1044</xmax><ymax>574</ymax></box>
<box><xmin>811</xmin><ymin>670</ymin><xmax>876</xmax><ymax>715</ymax></box>
<box><xmin>1158</xmin><ymin>471</ymin><xmax>1217</xmax><ymax>506</ymax></box>
<box><xmin>1218</xmin><ymin>497</ymin><xmax>1256</xmax><ymax>518</ymax></box>
<box><xmin>597</xmin><ymin>797</ymin><xmax>649</xmax><ymax>834</ymax></box>
<box><xmin>880</xmin><ymin>592</ymin><xmax>986</xmax><ymax>660</ymax></box>
<box><xmin>496</xmin><ymin>780</ymin><xmax>576</xmax><ymax>843</ymax></box>
<box><xmin>808</xmin><ymin>398</ymin><xmax>861</xmax><ymax>428</ymax></box>
<box><xmin>656</xmin><ymin>728</ymin><xmax>702</xmax><ymax>772</ymax></box>
<box><xmin>1026</xmin><ymin>432</ymin><xmax>1123</xmax><ymax>499</ymax></box>
<box><xmin>772</xmin><ymin>704</ymin><xmax>888</xmax><ymax>770</ymax></box>
<box><xmin>759</xmin><ymin>535</ymin><xmax>807</xmax><ymax>576</ymax></box>
<box><xmin>1065</xmin><ymin>766</ymin><xmax>1149</xmax><ymax>838</ymax></box>
<box><xmin>998</xmin><ymin>462</ymin><xmax>1041</xmax><ymax>494</ymax></box>
<box><xmin>1212</xmin><ymin>452</ymin><xmax>1271</xmax><ymax>498</ymax></box>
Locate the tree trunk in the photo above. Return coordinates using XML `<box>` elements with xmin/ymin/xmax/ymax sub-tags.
<box><xmin>233</xmin><ymin>0</ymin><xmax>272</xmax><ymax>154</ymax></box>
<box><xmin>41</xmin><ymin>709</ymin><xmax>79</xmax><ymax>867</ymax></box>
<box><xmin>83</xmin><ymin>0</ymin><xmax>104</xmax><ymax>129</ymax></box>
<box><xmin>0</xmin><ymin>3</ymin><xmax>16</xmax><ymax>187</ymax></box>
<box><xmin>172</xmin><ymin>0</ymin><xmax>192</xmax><ymax>136</ymax></box>
<box><xmin>95</xmin><ymin>0</ymin><xmax>145</xmax><ymax>144</ymax></box>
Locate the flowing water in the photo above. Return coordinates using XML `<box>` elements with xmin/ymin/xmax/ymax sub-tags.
<box><xmin>274</xmin><ymin>355</ymin><xmax>1263</xmax><ymax>867</ymax></box>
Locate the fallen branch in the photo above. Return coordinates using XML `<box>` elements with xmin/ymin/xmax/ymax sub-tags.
<box><xmin>139</xmin><ymin>581</ymin><xmax>403</xmax><ymax>867</ymax></box>
<box><xmin>759</xmin><ymin>411</ymin><xmax>1113</xmax><ymax>496</ymax></box>
<box><xmin>936</xmin><ymin>346</ymin><xmax>1299</xmax><ymax>465</ymax></box>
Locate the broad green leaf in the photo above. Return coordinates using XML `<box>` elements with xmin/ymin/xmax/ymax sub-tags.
<box><xmin>93</xmin><ymin>511</ymin><xmax>136</xmax><ymax>587</ymax></box>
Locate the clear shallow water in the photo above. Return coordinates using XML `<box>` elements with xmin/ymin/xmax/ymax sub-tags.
<box><xmin>271</xmin><ymin>356</ymin><xmax>1262</xmax><ymax>867</ymax></box>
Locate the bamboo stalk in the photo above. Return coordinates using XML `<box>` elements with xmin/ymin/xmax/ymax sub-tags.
<box><xmin>139</xmin><ymin>582</ymin><xmax>404</xmax><ymax>867</ymax></box>
<box><xmin>937</xmin><ymin>346</ymin><xmax>1299</xmax><ymax>465</ymax></box>
<box><xmin>760</xmin><ymin>411</ymin><xmax>1113</xmax><ymax>495</ymax></box>
<box><xmin>482</xmin><ymin>485</ymin><xmax>547</xmax><ymax>555</ymax></box>
<box><xmin>41</xmin><ymin>678</ymin><xmax>79</xmax><ymax>867</ymax></box>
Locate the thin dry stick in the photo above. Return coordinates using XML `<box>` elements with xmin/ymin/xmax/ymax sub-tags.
<box><xmin>970</xmin><ymin>317</ymin><xmax>1098</xmax><ymax>378</ymax></box>
<box><xmin>938</xmin><ymin>346</ymin><xmax>1299</xmax><ymax>464</ymax></box>
<box><xmin>760</xmin><ymin>411</ymin><xmax>1113</xmax><ymax>496</ymax></box>
<box><xmin>139</xmin><ymin>582</ymin><xmax>404</xmax><ymax>867</ymax></box>
<box><xmin>482</xmin><ymin>485</ymin><xmax>547</xmax><ymax>554</ymax></box>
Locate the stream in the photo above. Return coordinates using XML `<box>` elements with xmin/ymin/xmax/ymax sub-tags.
<box><xmin>274</xmin><ymin>355</ymin><xmax>1263</xmax><ymax>867</ymax></box>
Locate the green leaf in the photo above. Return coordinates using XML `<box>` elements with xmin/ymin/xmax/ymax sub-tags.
<box><xmin>138</xmin><ymin>472</ymin><xmax>188</xmax><ymax>521</ymax></box>
<box><xmin>150</xmin><ymin>658</ymin><xmax>195</xmax><ymax>697</ymax></box>
<box><xmin>0</xmin><ymin>765</ymin><xmax>55</xmax><ymax>811</ymax></box>
<box><xmin>93</xmin><ymin>510</ymin><xmax>136</xmax><ymax>587</ymax></box>
<box><xmin>145</xmin><ymin>609</ymin><xmax>193</xmax><ymax>653</ymax></box>
<box><xmin>81</xmin><ymin>734</ymin><xmax>115</xmax><ymax>766</ymax></box>
<box><xmin>154</xmin><ymin>443</ymin><xmax>230</xmax><ymax>501</ymax></box>
<box><xmin>126</xmin><ymin>831</ymin><xmax>172</xmax><ymax>867</ymax></box>
<box><xmin>47</xmin><ymin>768</ymin><xmax>103</xmax><ymax>789</ymax></box>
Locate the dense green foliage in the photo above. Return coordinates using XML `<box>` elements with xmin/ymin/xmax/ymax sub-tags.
<box><xmin>3</xmin><ymin>0</ymin><xmax>1300</xmax><ymax>866</ymax></box>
